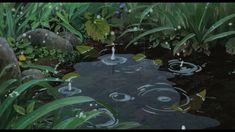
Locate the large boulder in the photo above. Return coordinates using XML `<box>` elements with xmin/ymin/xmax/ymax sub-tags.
<box><xmin>59</xmin><ymin>32</ymin><xmax>82</xmax><ymax>47</ymax></box>
<box><xmin>0</xmin><ymin>37</ymin><xmax>21</xmax><ymax>82</ymax></box>
<box><xmin>17</xmin><ymin>28</ymin><xmax>73</xmax><ymax>51</ymax></box>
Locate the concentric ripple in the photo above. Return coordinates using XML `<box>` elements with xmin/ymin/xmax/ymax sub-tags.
<box><xmin>58</xmin><ymin>86</ymin><xmax>82</xmax><ymax>96</ymax></box>
<box><xmin>101</xmin><ymin>56</ymin><xmax>127</xmax><ymax>66</ymax></box>
<box><xmin>109</xmin><ymin>92</ymin><xmax>135</xmax><ymax>102</ymax></box>
<box><xmin>168</xmin><ymin>59</ymin><xmax>202</xmax><ymax>76</ymax></box>
<box><xmin>137</xmin><ymin>83</ymin><xmax>190</xmax><ymax>114</ymax></box>
<box><xmin>87</xmin><ymin>108</ymin><xmax>119</xmax><ymax>128</ymax></box>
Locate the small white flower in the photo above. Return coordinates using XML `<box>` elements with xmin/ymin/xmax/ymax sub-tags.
<box><xmin>34</xmin><ymin>58</ymin><xmax>38</xmax><ymax>62</ymax></box>
<box><xmin>75</xmin><ymin>114</ymin><xmax>79</xmax><ymax>117</ymax></box>
<box><xmin>5</xmin><ymin>94</ymin><xmax>7</xmax><ymax>97</ymax></box>
<box><xmin>105</xmin><ymin>32</ymin><xmax>108</xmax><ymax>36</ymax></box>
<box><xmin>49</xmin><ymin>5</ymin><xmax>52</xmax><ymax>9</ymax></box>
<box><xmin>11</xmin><ymin>8</ymin><xmax>16</xmax><ymax>12</ymax></box>
<box><xmin>94</xmin><ymin>21</ymin><xmax>96</xmax><ymax>24</ymax></box>
<box><xmin>183</xmin><ymin>50</ymin><xmax>186</xmax><ymax>53</ymax></box>
<box><xmin>21</xmin><ymin>6</ymin><xmax>24</xmax><ymax>10</ymax></box>
<box><xmin>147</xmin><ymin>14</ymin><xmax>150</xmax><ymax>17</ymax></box>
<box><xmin>56</xmin><ymin>32</ymin><xmax>59</xmax><ymax>35</ymax></box>
<box><xmin>181</xmin><ymin>125</ymin><xmax>186</xmax><ymax>130</ymax></box>
<box><xmin>96</xmin><ymin>15</ymin><xmax>101</xmax><ymax>19</ymax></box>
<box><xmin>18</xmin><ymin>23</ymin><xmax>21</xmax><ymax>26</ymax></box>
<box><xmin>79</xmin><ymin>112</ymin><xmax>84</xmax><ymax>118</ymax></box>
<box><xmin>28</xmin><ymin>35</ymin><xmax>31</xmax><ymax>39</ymax></box>
<box><xmin>177</xmin><ymin>52</ymin><xmax>180</xmax><ymax>56</ymax></box>
<box><xmin>42</xmin><ymin>40</ymin><xmax>46</xmax><ymax>43</ymax></box>
<box><xmin>20</xmin><ymin>12</ymin><xmax>23</xmax><ymax>15</ymax></box>
<box><xmin>134</xmin><ymin>42</ymin><xmax>138</xmax><ymax>45</ymax></box>
<box><xmin>128</xmin><ymin>9</ymin><xmax>132</xmax><ymax>13</ymax></box>
<box><xmin>55</xmin><ymin>78</ymin><xmax>60</xmax><ymax>81</ymax></box>
<box><xmin>89</xmin><ymin>103</ymin><xmax>93</xmax><ymax>107</ymax></box>
<box><xmin>183</xmin><ymin>43</ymin><xmax>186</xmax><ymax>46</ymax></box>
<box><xmin>101</xmin><ymin>17</ymin><xmax>104</xmax><ymax>20</ymax></box>
<box><xmin>174</xmin><ymin>28</ymin><xmax>177</xmax><ymax>31</ymax></box>
<box><xmin>141</xmin><ymin>28</ymin><xmax>144</xmax><ymax>31</ymax></box>
<box><xmin>46</xmin><ymin>70</ymin><xmax>49</xmax><ymax>73</ymax></box>
<box><xmin>45</xmin><ymin>33</ymin><xmax>48</xmax><ymax>36</ymax></box>
<box><xmin>228</xmin><ymin>22</ymin><xmax>233</xmax><ymax>26</ymax></box>
<box><xmin>22</xmin><ymin>33</ymin><xmax>27</xmax><ymax>37</ymax></box>
<box><xmin>95</xmin><ymin>104</ymin><xmax>98</xmax><ymax>106</ymax></box>
<box><xmin>55</xmin><ymin>7</ymin><xmax>59</xmax><ymax>10</ymax></box>
<box><xmin>110</xmin><ymin>31</ymin><xmax>115</xmax><ymax>35</ymax></box>
<box><xmin>21</xmin><ymin>52</ymin><xmax>24</xmax><ymax>55</ymax></box>
<box><xmin>177</xmin><ymin>25</ymin><xmax>181</xmax><ymax>29</ymax></box>
<box><xmin>133</xmin><ymin>27</ymin><xmax>138</xmax><ymax>31</ymax></box>
<box><xmin>165</xmin><ymin>42</ymin><xmax>168</xmax><ymax>45</ymax></box>
<box><xmin>149</xmin><ymin>8</ymin><xmax>153</xmax><ymax>13</ymax></box>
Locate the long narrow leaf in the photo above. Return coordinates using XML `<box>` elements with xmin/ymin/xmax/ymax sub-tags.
<box><xmin>173</xmin><ymin>33</ymin><xmax>195</xmax><ymax>55</ymax></box>
<box><xmin>12</xmin><ymin>96</ymin><xmax>94</xmax><ymax>129</ymax></box>
<box><xmin>126</xmin><ymin>27</ymin><xmax>174</xmax><ymax>48</ymax></box>
<box><xmin>53</xmin><ymin>110</ymin><xmax>101</xmax><ymax>129</ymax></box>
<box><xmin>204</xmin><ymin>31</ymin><xmax>235</xmax><ymax>43</ymax></box>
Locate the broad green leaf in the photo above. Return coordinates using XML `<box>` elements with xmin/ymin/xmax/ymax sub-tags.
<box><xmin>109</xmin><ymin>122</ymin><xmax>141</xmax><ymax>129</ymax></box>
<box><xmin>132</xmin><ymin>53</ymin><xmax>146</xmax><ymax>61</ymax></box>
<box><xmin>76</xmin><ymin>45</ymin><xmax>94</xmax><ymax>54</ymax></box>
<box><xmin>53</xmin><ymin>110</ymin><xmax>101</xmax><ymax>129</ymax></box>
<box><xmin>62</xmin><ymin>72</ymin><xmax>80</xmax><ymax>81</ymax></box>
<box><xmin>139</xmin><ymin>4</ymin><xmax>158</xmax><ymax>25</ymax></box>
<box><xmin>26</xmin><ymin>101</ymin><xmax>35</xmax><ymax>114</ymax></box>
<box><xmin>25</xmin><ymin>47</ymin><xmax>33</xmax><ymax>54</ymax></box>
<box><xmin>36</xmin><ymin>82</ymin><xmax>60</xmax><ymax>99</ymax></box>
<box><xmin>126</xmin><ymin>27</ymin><xmax>174</xmax><ymax>48</ymax></box>
<box><xmin>118</xmin><ymin>28</ymin><xmax>142</xmax><ymax>39</ymax></box>
<box><xmin>225</xmin><ymin>37</ymin><xmax>235</xmax><ymax>55</ymax></box>
<box><xmin>13</xmin><ymin>104</ymin><xmax>26</xmax><ymax>115</ymax></box>
<box><xmin>173</xmin><ymin>33</ymin><xmax>195</xmax><ymax>55</ymax></box>
<box><xmin>85</xmin><ymin>19</ymin><xmax>110</xmax><ymax>41</ymax></box>
<box><xmin>12</xmin><ymin>96</ymin><xmax>94</xmax><ymax>129</ymax></box>
<box><xmin>204</xmin><ymin>31</ymin><xmax>235</xmax><ymax>43</ymax></box>
<box><xmin>152</xmin><ymin>59</ymin><xmax>163</xmax><ymax>65</ymax></box>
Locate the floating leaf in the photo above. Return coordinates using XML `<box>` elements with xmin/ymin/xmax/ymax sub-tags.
<box><xmin>62</xmin><ymin>72</ymin><xmax>80</xmax><ymax>81</ymax></box>
<box><xmin>13</xmin><ymin>104</ymin><xmax>26</xmax><ymax>115</ymax></box>
<box><xmin>132</xmin><ymin>53</ymin><xmax>146</xmax><ymax>61</ymax></box>
<box><xmin>196</xmin><ymin>89</ymin><xmax>206</xmax><ymax>101</ymax></box>
<box><xmin>76</xmin><ymin>45</ymin><xmax>94</xmax><ymax>54</ymax></box>
<box><xmin>152</xmin><ymin>59</ymin><xmax>163</xmax><ymax>65</ymax></box>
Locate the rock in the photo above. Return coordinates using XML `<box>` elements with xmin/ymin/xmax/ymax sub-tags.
<box><xmin>22</xmin><ymin>69</ymin><xmax>45</xmax><ymax>80</ymax></box>
<box><xmin>59</xmin><ymin>32</ymin><xmax>82</xmax><ymax>47</ymax></box>
<box><xmin>17</xmin><ymin>28</ymin><xmax>73</xmax><ymax>51</ymax></box>
<box><xmin>0</xmin><ymin>37</ymin><xmax>21</xmax><ymax>82</ymax></box>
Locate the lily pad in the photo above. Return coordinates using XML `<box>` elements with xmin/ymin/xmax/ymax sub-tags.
<box><xmin>152</xmin><ymin>59</ymin><xmax>163</xmax><ymax>65</ymax></box>
<box><xmin>62</xmin><ymin>72</ymin><xmax>80</xmax><ymax>81</ymax></box>
<box><xmin>76</xmin><ymin>45</ymin><xmax>94</xmax><ymax>54</ymax></box>
<box><xmin>132</xmin><ymin>53</ymin><xmax>146</xmax><ymax>61</ymax></box>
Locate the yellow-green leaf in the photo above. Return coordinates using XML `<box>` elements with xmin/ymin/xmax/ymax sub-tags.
<box><xmin>26</xmin><ymin>102</ymin><xmax>35</xmax><ymax>114</ymax></box>
<box><xmin>152</xmin><ymin>59</ymin><xmax>163</xmax><ymax>65</ymax></box>
<box><xmin>76</xmin><ymin>45</ymin><xmax>94</xmax><ymax>54</ymax></box>
<box><xmin>196</xmin><ymin>89</ymin><xmax>206</xmax><ymax>101</ymax></box>
<box><xmin>62</xmin><ymin>72</ymin><xmax>80</xmax><ymax>81</ymax></box>
<box><xmin>13</xmin><ymin>104</ymin><xmax>26</xmax><ymax>115</ymax></box>
<box><xmin>132</xmin><ymin>53</ymin><xmax>146</xmax><ymax>61</ymax></box>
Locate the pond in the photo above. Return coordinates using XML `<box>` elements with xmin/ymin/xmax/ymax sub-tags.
<box><xmin>56</xmin><ymin>45</ymin><xmax>234</xmax><ymax>129</ymax></box>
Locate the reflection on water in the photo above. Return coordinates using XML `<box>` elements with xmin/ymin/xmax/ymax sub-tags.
<box><xmin>59</xmin><ymin>54</ymin><xmax>220</xmax><ymax>129</ymax></box>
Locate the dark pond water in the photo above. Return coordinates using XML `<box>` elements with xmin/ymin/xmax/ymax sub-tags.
<box><xmin>55</xmin><ymin>42</ymin><xmax>235</xmax><ymax>129</ymax></box>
